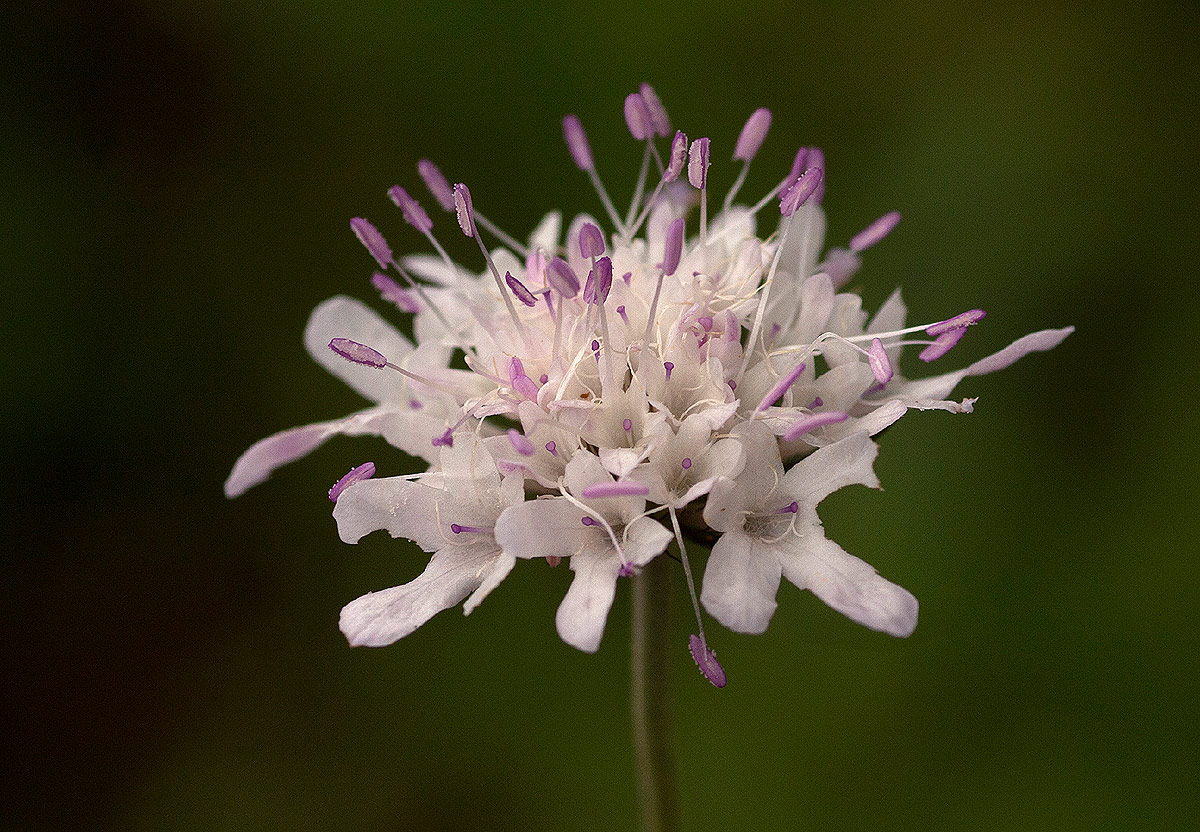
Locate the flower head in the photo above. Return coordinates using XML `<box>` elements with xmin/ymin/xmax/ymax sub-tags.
<box><xmin>227</xmin><ymin>86</ymin><xmax>1072</xmax><ymax>677</ymax></box>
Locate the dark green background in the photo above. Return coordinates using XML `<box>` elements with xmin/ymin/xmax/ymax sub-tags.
<box><xmin>3</xmin><ymin>1</ymin><xmax>1196</xmax><ymax>829</ymax></box>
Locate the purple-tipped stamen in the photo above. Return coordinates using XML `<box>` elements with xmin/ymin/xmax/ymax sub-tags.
<box><xmin>734</xmin><ymin>107</ymin><xmax>772</xmax><ymax>162</ymax></box>
<box><xmin>582</xmin><ymin>271</ymin><xmax>596</xmax><ymax>305</ymax></box>
<box><xmin>328</xmin><ymin>461</ymin><xmax>376</xmax><ymax>503</ymax></box>
<box><xmin>581</xmin><ymin>516</ymin><xmax>599</xmax><ymax>526</ymax></box>
<box><xmin>662</xmin><ymin>216</ymin><xmax>684</xmax><ymax>276</ymax></box>
<box><xmin>547</xmin><ymin>257</ymin><xmax>580</xmax><ymax>298</ymax></box>
<box><xmin>616</xmin><ymin>305</ymin><xmax>628</xmax><ymax>324</ymax></box>
<box><xmin>787</xmin><ymin>147</ymin><xmax>809</xmax><ymax>184</ymax></box>
<box><xmin>664</xmin><ymin>361</ymin><xmax>674</xmax><ymax>380</ymax></box>
<box><xmin>453</xmin><ymin>183</ymin><xmax>475</xmax><ymax>237</ymax></box>
<box><xmin>698</xmin><ymin>316</ymin><xmax>714</xmax><ymax>332</ymax></box>
<box><xmin>774</xmin><ymin>501</ymin><xmax>800</xmax><ymax>515</ymax></box>
<box><xmin>850</xmin><ymin>211</ymin><xmax>901</xmax><ymax>253</ymax></box>
<box><xmin>688</xmin><ymin>634</ymin><xmax>727</xmax><ymax>688</ymax></box>
<box><xmin>329</xmin><ymin>338</ymin><xmax>388</xmax><ymax>369</ymax></box>
<box><xmin>755</xmin><ymin>361</ymin><xmax>808</xmax><ymax>411</ymax></box>
<box><xmin>388</xmin><ymin>185</ymin><xmax>433</xmax><ymax>234</ymax></box>
<box><xmin>417</xmin><ymin>159</ymin><xmax>456</xmax><ymax>211</ymax></box>
<box><xmin>507</xmin><ymin>429</ymin><xmax>535</xmax><ymax>457</ymax></box>
<box><xmin>867</xmin><ymin>338</ymin><xmax>893</xmax><ymax>385</ymax></box>
<box><xmin>927</xmin><ymin>309</ymin><xmax>987</xmax><ymax>336</ymax></box>
<box><xmin>623</xmin><ymin>93</ymin><xmax>654</xmax><ymax>141</ymax></box>
<box><xmin>563</xmin><ymin>114</ymin><xmax>594</xmax><ymax>172</ymax></box>
<box><xmin>681</xmin><ymin>458</ymin><xmax>692</xmax><ymax>470</ymax></box>
<box><xmin>781</xmin><ymin>167</ymin><xmax>823</xmax><ymax>216</ymax></box>
<box><xmin>579</xmin><ymin>222</ymin><xmax>606</xmax><ymax>258</ymax></box>
<box><xmin>638</xmin><ymin>83</ymin><xmax>671</xmax><ymax>137</ymax></box>
<box><xmin>618</xmin><ymin>562</ymin><xmax>636</xmax><ymax>578</ymax></box>
<box><xmin>622</xmin><ymin>418</ymin><xmax>632</xmax><ymax>432</ymax></box>
<box><xmin>505</xmin><ymin>272</ymin><xmax>538</xmax><ymax>307</ymax></box>
<box><xmin>688</xmin><ymin>137</ymin><xmax>710</xmax><ymax>190</ymax></box>
<box><xmin>350</xmin><ymin>217</ymin><xmax>393</xmax><ymax>270</ymax></box>
<box><xmin>665</xmin><ymin>131</ymin><xmax>688</xmax><ymax>182</ymax></box>
<box><xmin>581</xmin><ymin>480</ymin><xmax>650</xmax><ymax>499</ymax></box>
<box><xmin>782</xmin><ymin>410</ymin><xmax>849</xmax><ymax>441</ymax></box>
<box><xmin>545</xmin><ymin>441</ymin><xmax>557</xmax><ymax>456</ymax></box>
<box><xmin>372</xmin><ymin>272</ymin><xmax>420</xmax><ymax>313</ymax></box>
<box><xmin>593</xmin><ymin>256</ymin><xmax>613</xmax><ymax>303</ymax></box>
<box><xmin>919</xmin><ymin>327</ymin><xmax>967</xmax><ymax>361</ymax></box>
<box><xmin>450</xmin><ymin>523</ymin><xmax>493</xmax><ymax>535</ymax></box>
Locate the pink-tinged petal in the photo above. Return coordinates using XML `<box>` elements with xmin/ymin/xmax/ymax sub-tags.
<box><xmin>556</xmin><ymin>551</ymin><xmax>623</xmax><ymax>653</ymax></box>
<box><xmin>339</xmin><ymin>546</ymin><xmax>501</xmax><ymax>647</ymax></box>
<box><xmin>494</xmin><ymin>498</ymin><xmax>593</xmax><ymax>561</ymax></box>
<box><xmin>700</xmin><ymin>529</ymin><xmax>783</xmax><ymax>634</ymax></box>
<box><xmin>778</xmin><ymin>534</ymin><xmax>918</xmax><ymax>637</ymax></box>
<box><xmin>225</xmin><ymin>407</ymin><xmax>398</xmax><ymax>498</ymax></box>
<box><xmin>331</xmin><ymin>475</ymin><xmax>449</xmax><ymax>552</ymax></box>
<box><xmin>779</xmin><ymin>431</ymin><xmax>880</xmax><ymax>507</ymax></box>
<box><xmin>964</xmin><ymin>327</ymin><xmax>1074</xmax><ymax>376</ymax></box>
<box><xmin>303</xmin><ymin>295</ymin><xmax>416</xmax><ymax>404</ymax></box>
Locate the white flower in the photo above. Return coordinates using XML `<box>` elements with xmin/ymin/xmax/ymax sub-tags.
<box><xmin>227</xmin><ymin>86</ymin><xmax>1071</xmax><ymax>676</ymax></box>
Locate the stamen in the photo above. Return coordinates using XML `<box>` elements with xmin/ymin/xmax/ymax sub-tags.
<box><xmin>667</xmin><ymin>505</ymin><xmax>721</xmax><ymax>685</ymax></box>
<box><xmin>664</xmin><ymin>361</ymin><xmax>674</xmax><ymax>380</ymax></box>
<box><xmin>409</xmin><ymin>399</ymin><xmax>423</xmax><ymax>410</ymax></box>
<box><xmin>810</xmin><ymin>396</ymin><xmax>823</xmax><ymax>408</ymax></box>
<box><xmin>698</xmin><ymin>316</ymin><xmax>714</xmax><ymax>331</ymax></box>
<box><xmin>593</xmin><ymin>256</ymin><xmax>613</xmax><ymax>303</ymax></box>
<box><xmin>623</xmin><ymin>418</ymin><xmax>633</xmax><ymax>432</ymax></box>
<box><xmin>919</xmin><ymin>327</ymin><xmax>966</xmax><ymax>361</ymax></box>
<box><xmin>387</xmin><ymin>185</ymin><xmax>432</xmax><ymax>234</ymax></box>
<box><xmin>507</xmin><ymin>429</ymin><xmax>535</xmax><ymax>456</ymax></box>
<box><xmin>755</xmin><ymin>361</ymin><xmax>807</xmax><ymax>411</ymax></box>
<box><xmin>642</xmin><ymin>217</ymin><xmax>685</xmax><ymax>350</ymax></box>
<box><xmin>867</xmin><ymin>337</ymin><xmax>893</xmax><ymax>385</ymax></box>
<box><xmin>563</xmin><ymin>114</ymin><xmax>625</xmax><ymax>233</ymax></box>
<box><xmin>417</xmin><ymin>159</ymin><xmax>456</xmax><ymax>211</ymax></box>
<box><xmin>350</xmin><ymin>217</ymin><xmax>393</xmax><ymax>269</ymax></box>
<box><xmin>328</xmin><ymin>461</ymin><xmax>375</xmax><ymax>502</ymax></box>
<box><xmin>688</xmin><ymin>634</ymin><xmax>727</xmax><ymax>688</ymax></box>
<box><xmin>774</xmin><ymin>501</ymin><xmax>799</xmax><ymax>515</ymax></box>
<box><xmin>616</xmin><ymin>305</ymin><xmax>629</xmax><ymax>325</ymax></box>
<box><xmin>849</xmin><ymin>211</ymin><xmax>901</xmax><ymax>252</ymax></box>
<box><xmin>665</xmin><ymin>130</ymin><xmax>687</xmax><ymax>181</ymax></box>
<box><xmin>780</xmin><ymin>166</ymin><xmax>823</xmax><ymax>216</ymax></box>
<box><xmin>547</xmin><ymin>257</ymin><xmax>580</xmax><ymax>297</ymax></box>
<box><xmin>623</xmin><ymin>93</ymin><xmax>653</xmax><ymax>141</ymax></box>
<box><xmin>581</xmin><ymin>480</ymin><xmax>650</xmax><ymax>499</ymax></box>
<box><xmin>581</xmin><ymin>516</ymin><xmax>599</xmax><ymax>526</ymax></box>
<box><xmin>782</xmin><ymin>410</ymin><xmax>849</xmax><ymax>441</ymax></box>
<box><xmin>681</xmin><ymin>458</ymin><xmax>692</xmax><ymax>469</ymax></box>
<box><xmin>545</xmin><ymin>441</ymin><xmax>558</xmax><ymax>456</ymax></box>
<box><xmin>372</xmin><ymin>272</ymin><xmax>420</xmax><ymax>313</ymax></box>
<box><xmin>725</xmin><ymin>107</ymin><xmax>772</xmax><ymax>211</ymax></box>
<box><xmin>689</xmin><ymin>137</ymin><xmax>711</xmax><ymax>244</ymax></box>
<box><xmin>450</xmin><ymin>523</ymin><xmax>493</xmax><ymax>535</ymax></box>
<box><xmin>453</xmin><ymin>183</ymin><xmax>476</xmax><ymax>237</ymax></box>
<box><xmin>432</xmin><ymin>427</ymin><xmax>455</xmax><ymax>447</ymax></box>
<box><xmin>505</xmin><ymin>272</ymin><xmax>539</xmax><ymax>307</ymax></box>
<box><xmin>540</xmin><ymin>374</ymin><xmax>549</xmax><ymax>384</ymax></box>
<box><xmin>927</xmin><ymin>309</ymin><xmax>987</xmax><ymax>336</ymax></box>
<box><xmin>638</xmin><ymin>83</ymin><xmax>671</xmax><ymax>137</ymax></box>
<box><xmin>455</xmin><ymin>183</ymin><xmax>529</xmax><ymax>341</ymax></box>
<box><xmin>618</xmin><ymin>562</ymin><xmax>636</xmax><ymax>578</ymax></box>
<box><xmin>579</xmin><ymin>222</ymin><xmax>605</xmax><ymax>258</ymax></box>
<box><xmin>329</xmin><ymin>338</ymin><xmax>387</xmax><ymax>368</ymax></box>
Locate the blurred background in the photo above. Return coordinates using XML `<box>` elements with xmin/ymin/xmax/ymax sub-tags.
<box><xmin>2</xmin><ymin>0</ymin><xmax>1196</xmax><ymax>829</ymax></box>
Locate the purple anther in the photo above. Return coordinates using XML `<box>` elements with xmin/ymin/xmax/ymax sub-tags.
<box><xmin>850</xmin><ymin>211</ymin><xmax>901</xmax><ymax>253</ymax></box>
<box><xmin>681</xmin><ymin>458</ymin><xmax>692</xmax><ymax>470</ymax></box>
<box><xmin>417</xmin><ymin>159</ymin><xmax>456</xmax><ymax>211</ymax></box>
<box><xmin>781</xmin><ymin>167</ymin><xmax>823</xmax><ymax>217</ymax></box>
<box><xmin>623</xmin><ymin>93</ymin><xmax>654</xmax><ymax>141</ymax></box>
<box><xmin>453</xmin><ymin>183</ymin><xmax>475</xmax><ymax>237</ymax></box>
<box><xmin>450</xmin><ymin>523</ymin><xmax>492</xmax><ymax>535</ymax></box>
<box><xmin>591</xmin><ymin>339</ymin><xmax>600</xmax><ymax>354</ymax></box>
<box><xmin>431</xmin><ymin>427</ymin><xmax>455</xmax><ymax>448</ymax></box>
<box><xmin>540</xmin><ymin>374</ymin><xmax>549</xmax><ymax>384</ymax></box>
<box><xmin>547</xmin><ymin>257</ymin><xmax>580</xmax><ymax>298</ymax></box>
<box><xmin>350</xmin><ymin>217</ymin><xmax>393</xmax><ymax>269</ymax></box>
<box><xmin>578</xmin><ymin>222</ymin><xmax>606</xmax><ymax>259</ymax></box>
<box><xmin>563</xmin><ymin>114</ymin><xmax>594</xmax><ymax>172</ymax></box>
<box><xmin>328</xmin><ymin>461</ymin><xmax>376</xmax><ymax>502</ymax></box>
<box><xmin>806</xmin><ymin>146</ymin><xmax>826</xmax><ymax>203</ymax></box>
<box><xmin>513</xmin><ymin>373</ymin><xmax>541</xmax><ymax>401</ymax></box>
<box><xmin>867</xmin><ymin>338</ymin><xmax>893</xmax><ymax>385</ymax></box>
<box><xmin>505</xmin><ymin>271</ymin><xmax>538</xmax><ymax>307</ymax></box>
<box><xmin>593</xmin><ymin>256</ymin><xmax>613</xmax><ymax>303</ymax></box>
<box><xmin>616</xmin><ymin>305</ymin><xmax>628</xmax><ymax>324</ymax></box>
<box><xmin>782</xmin><ymin>410</ymin><xmax>849</xmax><ymax>442</ymax></box>
<box><xmin>688</xmin><ymin>634</ymin><xmax>727</xmax><ymax>688</ymax></box>
<box><xmin>388</xmin><ymin>185</ymin><xmax>433</xmax><ymax>234</ymax></box>
<box><xmin>582</xmin><ymin>270</ymin><xmax>596</xmax><ymax>304</ymax></box>
<box><xmin>774</xmin><ymin>501</ymin><xmax>800</xmax><ymax>515</ymax></box>
<box><xmin>545</xmin><ymin>440</ymin><xmax>558</xmax><ymax>456</ymax></box>
<box><xmin>809</xmin><ymin>396</ymin><xmax>824</xmax><ymax>408</ymax></box>
<box><xmin>734</xmin><ymin>107</ymin><xmax>772</xmax><ymax>161</ymax></box>
<box><xmin>698</xmin><ymin>316</ymin><xmax>714</xmax><ymax>331</ymax></box>
<box><xmin>664</xmin><ymin>131</ymin><xmax>688</xmax><ymax>182</ymax></box>
<box><xmin>787</xmin><ymin>146</ymin><xmax>809</xmax><ymax>184</ymax></box>
<box><xmin>664</xmin><ymin>361</ymin><xmax>674</xmax><ymax>380</ymax></box>
<box><xmin>727</xmin><ymin>379</ymin><xmax>737</xmax><ymax>391</ymax></box>
<box><xmin>661</xmin><ymin>216</ymin><xmax>684</xmax><ymax>276</ymax></box>
<box><xmin>919</xmin><ymin>327</ymin><xmax>967</xmax><ymax>362</ymax></box>
<box><xmin>618</xmin><ymin>562</ymin><xmax>636</xmax><ymax>577</ymax></box>
<box><xmin>688</xmin><ymin>137</ymin><xmax>711</xmax><ymax>189</ymax></box>
<box><xmin>639</xmin><ymin>83</ymin><xmax>671</xmax><ymax>136</ymax></box>
<box><xmin>582</xmin><ymin>480</ymin><xmax>651</xmax><ymax>499</ymax></box>
<box><xmin>622</xmin><ymin>418</ymin><xmax>633</xmax><ymax>432</ymax></box>
<box><xmin>372</xmin><ymin>272</ymin><xmax>420</xmax><ymax>313</ymax></box>
<box><xmin>508</xmin><ymin>356</ymin><xmax>525</xmax><ymax>382</ymax></box>
<box><xmin>507</xmin><ymin>428</ymin><xmax>536</xmax><ymax>457</ymax></box>
<box><xmin>581</xmin><ymin>516</ymin><xmax>599</xmax><ymax>526</ymax></box>
<box><xmin>755</xmin><ymin>361</ymin><xmax>808</xmax><ymax>411</ymax></box>
<box><xmin>926</xmin><ymin>309</ymin><xmax>987</xmax><ymax>336</ymax></box>
<box><xmin>623</xmin><ymin>271</ymin><xmax>633</xmax><ymax>285</ymax></box>
<box><xmin>409</xmin><ymin>399</ymin><xmax>423</xmax><ymax>410</ymax></box>
<box><xmin>329</xmin><ymin>337</ymin><xmax>388</xmax><ymax>368</ymax></box>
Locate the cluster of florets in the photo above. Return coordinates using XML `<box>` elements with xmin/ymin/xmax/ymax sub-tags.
<box><xmin>226</xmin><ymin>85</ymin><xmax>1071</xmax><ymax>686</ymax></box>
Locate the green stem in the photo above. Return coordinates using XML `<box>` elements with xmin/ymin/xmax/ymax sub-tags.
<box><xmin>631</xmin><ymin>556</ymin><xmax>679</xmax><ymax>832</ymax></box>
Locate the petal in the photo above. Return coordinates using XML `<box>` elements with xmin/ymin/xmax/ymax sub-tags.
<box><xmin>494</xmin><ymin>498</ymin><xmax>593</xmax><ymax>560</ymax></box>
<box><xmin>778</xmin><ymin>431</ymin><xmax>880</xmax><ymax>507</ymax></box>
<box><xmin>528</xmin><ymin>211</ymin><xmax>562</xmax><ymax>253</ymax></box>
<box><xmin>555</xmin><ymin>550</ymin><xmax>623</xmax><ymax>653</ymax></box>
<box><xmin>331</xmin><ymin>475</ymin><xmax>448</xmax><ymax>551</ymax></box>
<box><xmin>778</xmin><ymin>533</ymin><xmax>918</xmax><ymax>637</ymax></box>
<box><xmin>700</xmin><ymin>529</ymin><xmax>783</xmax><ymax>634</ymax></box>
<box><xmin>304</xmin><ymin>295</ymin><xmax>415</xmax><ymax>404</ymax></box>
<box><xmin>339</xmin><ymin>545</ymin><xmax>499</xmax><ymax>646</ymax></box>
<box><xmin>224</xmin><ymin>406</ymin><xmax>398</xmax><ymax>498</ymax></box>
<box><xmin>620</xmin><ymin>516</ymin><xmax>673</xmax><ymax>567</ymax></box>
<box><xmin>463</xmin><ymin>549</ymin><xmax>517</xmax><ymax>615</ymax></box>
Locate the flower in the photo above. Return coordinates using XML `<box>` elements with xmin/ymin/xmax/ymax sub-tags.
<box><xmin>226</xmin><ymin>86</ymin><xmax>1072</xmax><ymax>678</ymax></box>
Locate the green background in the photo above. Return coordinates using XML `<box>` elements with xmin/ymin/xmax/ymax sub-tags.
<box><xmin>3</xmin><ymin>1</ymin><xmax>1196</xmax><ymax>829</ymax></box>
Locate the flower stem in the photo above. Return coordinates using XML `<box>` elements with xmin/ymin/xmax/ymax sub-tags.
<box><xmin>631</xmin><ymin>556</ymin><xmax>679</xmax><ymax>832</ymax></box>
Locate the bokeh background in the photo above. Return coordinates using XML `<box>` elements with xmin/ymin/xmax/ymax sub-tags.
<box><xmin>3</xmin><ymin>1</ymin><xmax>1197</xmax><ymax>829</ymax></box>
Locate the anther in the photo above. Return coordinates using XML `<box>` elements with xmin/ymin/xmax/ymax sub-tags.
<box><xmin>350</xmin><ymin>217</ymin><xmax>393</xmax><ymax>270</ymax></box>
<box><xmin>563</xmin><ymin>114</ymin><xmax>594</xmax><ymax>172</ymax></box>
<box><xmin>581</xmin><ymin>516</ymin><xmax>599</xmax><ymax>526</ymax></box>
<box><xmin>919</xmin><ymin>327</ymin><xmax>966</xmax><ymax>361</ymax></box>
<box><xmin>688</xmin><ymin>137</ymin><xmax>710</xmax><ymax>190</ymax></box>
<box><xmin>665</xmin><ymin>131</ymin><xmax>687</xmax><ymax>182</ymax></box>
<box><xmin>849</xmin><ymin>211</ymin><xmax>901</xmax><ymax>253</ymax></box>
<box><xmin>453</xmin><ymin>183</ymin><xmax>475</xmax><ymax>237</ymax></box>
<box><xmin>329</xmin><ymin>338</ymin><xmax>387</xmax><ymax>368</ymax></box>
<box><xmin>547</xmin><ymin>257</ymin><xmax>580</xmax><ymax>298</ymax></box>
<box><xmin>388</xmin><ymin>185</ymin><xmax>433</xmax><ymax>234</ymax></box>
<box><xmin>734</xmin><ymin>107</ymin><xmax>772</xmax><ymax>161</ymax></box>
<box><xmin>926</xmin><ymin>309</ymin><xmax>986</xmax><ymax>336</ymax></box>
<box><xmin>431</xmin><ymin>427</ymin><xmax>455</xmax><ymax>448</ymax></box>
<box><xmin>328</xmin><ymin>462</ymin><xmax>375</xmax><ymax>502</ymax></box>
<box><xmin>417</xmin><ymin>159</ymin><xmax>456</xmax><ymax>211</ymax></box>
<box><xmin>372</xmin><ymin>273</ymin><xmax>419</xmax><ymax>313</ymax></box>
<box><xmin>681</xmin><ymin>458</ymin><xmax>692</xmax><ymax>469</ymax></box>
<box><xmin>662</xmin><ymin>216</ymin><xmax>684</xmax><ymax>276</ymax></box>
<box><xmin>507</xmin><ymin>429</ymin><xmax>535</xmax><ymax>456</ymax></box>
<box><xmin>867</xmin><ymin>338</ymin><xmax>893</xmax><ymax>385</ymax></box>
<box><xmin>622</xmin><ymin>418</ymin><xmax>633</xmax><ymax>432</ymax></box>
<box><xmin>638</xmin><ymin>83</ymin><xmax>671</xmax><ymax>137</ymax></box>
<box><xmin>756</xmin><ymin>361</ymin><xmax>807</xmax><ymax>411</ymax></box>
<box><xmin>617</xmin><ymin>305</ymin><xmax>629</xmax><ymax>324</ymax></box>
<box><xmin>774</xmin><ymin>501</ymin><xmax>799</xmax><ymax>515</ymax></box>
<box><xmin>505</xmin><ymin>272</ymin><xmax>538</xmax><ymax>307</ymax></box>
<box><xmin>664</xmin><ymin>361</ymin><xmax>674</xmax><ymax>380</ymax></box>
<box><xmin>581</xmin><ymin>480</ymin><xmax>651</xmax><ymax>499</ymax></box>
<box><xmin>780</xmin><ymin>167</ymin><xmax>823</xmax><ymax>216</ymax></box>
<box><xmin>688</xmin><ymin>634</ymin><xmax>727</xmax><ymax>688</ymax></box>
<box><xmin>782</xmin><ymin>410</ymin><xmax>849</xmax><ymax>442</ymax></box>
<box><xmin>450</xmin><ymin>523</ymin><xmax>493</xmax><ymax>535</ymax></box>
<box><xmin>593</xmin><ymin>256</ymin><xmax>613</xmax><ymax>303</ymax></box>
<box><xmin>579</xmin><ymin>222</ymin><xmax>605</xmax><ymax>258</ymax></box>
<box><xmin>623</xmin><ymin>93</ymin><xmax>654</xmax><ymax>141</ymax></box>
<box><xmin>545</xmin><ymin>441</ymin><xmax>557</xmax><ymax>456</ymax></box>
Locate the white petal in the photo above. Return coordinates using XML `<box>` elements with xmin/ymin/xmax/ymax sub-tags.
<box><xmin>332</xmin><ymin>475</ymin><xmax>447</xmax><ymax>551</ymax></box>
<box><xmin>779</xmin><ymin>431</ymin><xmax>880</xmax><ymax>507</ymax></box>
<box><xmin>700</xmin><ymin>529</ymin><xmax>783</xmax><ymax>634</ymax></box>
<box><xmin>779</xmin><ymin>533</ymin><xmax>917</xmax><ymax>637</ymax></box>
<box><xmin>528</xmin><ymin>211</ymin><xmax>562</xmax><ymax>253</ymax></box>
<box><xmin>304</xmin><ymin>296</ymin><xmax>415</xmax><ymax>404</ymax></box>
<box><xmin>339</xmin><ymin>545</ymin><xmax>500</xmax><ymax>646</ymax></box>
<box><xmin>793</xmin><ymin>273</ymin><xmax>835</xmax><ymax>344</ymax></box>
<box><xmin>224</xmin><ymin>406</ymin><xmax>398</xmax><ymax>498</ymax></box>
<box><xmin>494</xmin><ymin>498</ymin><xmax>592</xmax><ymax>560</ymax></box>
<box><xmin>463</xmin><ymin>550</ymin><xmax>517</xmax><ymax>614</ymax></box>
<box><xmin>555</xmin><ymin>551</ymin><xmax>623</xmax><ymax>653</ymax></box>
<box><xmin>870</xmin><ymin>288</ymin><xmax>907</xmax><ymax>364</ymax></box>
<box><xmin>620</xmin><ymin>516</ymin><xmax>673</xmax><ymax>567</ymax></box>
